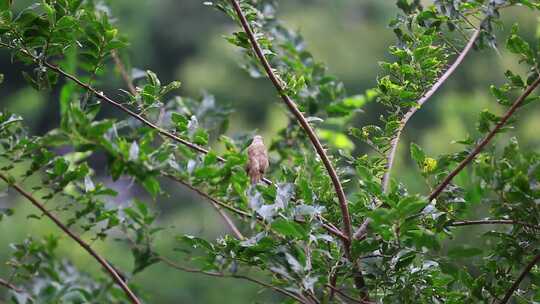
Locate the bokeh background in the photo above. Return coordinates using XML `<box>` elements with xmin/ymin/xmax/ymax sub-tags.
<box><xmin>1</xmin><ymin>1</ymin><xmax>539</xmax><ymax>303</ymax></box>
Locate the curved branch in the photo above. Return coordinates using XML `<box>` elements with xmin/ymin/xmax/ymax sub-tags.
<box><xmin>0</xmin><ymin>173</ymin><xmax>142</xmax><ymax>304</ymax></box>
<box><xmin>227</xmin><ymin>0</ymin><xmax>353</xmax><ymax>250</ymax></box>
<box><xmin>111</xmin><ymin>50</ymin><xmax>137</xmax><ymax>96</ymax></box>
<box><xmin>325</xmin><ymin>284</ymin><xmax>373</xmax><ymax>304</ymax></box>
<box><xmin>159</xmin><ymin>256</ymin><xmax>310</xmax><ymax>304</ymax></box>
<box><xmin>164</xmin><ymin>173</ymin><xmax>245</xmax><ymax>240</ymax></box>
<box><xmin>429</xmin><ymin>75</ymin><xmax>540</xmax><ymax>201</ymax></box>
<box><xmin>382</xmin><ymin>27</ymin><xmax>482</xmax><ymax>192</ymax></box>
<box><xmin>498</xmin><ymin>253</ymin><xmax>540</xmax><ymax>304</ymax></box>
<box><xmin>165</xmin><ymin>173</ymin><xmax>349</xmax><ymax>242</ymax></box>
<box><xmin>227</xmin><ymin>1</ymin><xmax>367</xmax><ymax>295</ymax></box>
<box><xmin>0</xmin><ymin>278</ymin><xmax>35</xmax><ymax>302</ymax></box>
<box><xmin>449</xmin><ymin>219</ymin><xmax>540</xmax><ymax>230</ymax></box>
<box><xmin>0</xmin><ymin>41</ymin><xmax>348</xmax><ymax>243</ymax></box>
<box><xmin>0</xmin><ymin>42</ymin><xmax>275</xmax><ymax>185</ymax></box>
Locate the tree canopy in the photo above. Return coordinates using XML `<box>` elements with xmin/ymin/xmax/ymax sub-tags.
<box><xmin>0</xmin><ymin>0</ymin><xmax>539</xmax><ymax>303</ymax></box>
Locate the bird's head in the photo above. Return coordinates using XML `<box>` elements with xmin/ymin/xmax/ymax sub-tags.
<box><xmin>253</xmin><ymin>135</ymin><xmax>264</xmax><ymax>144</ymax></box>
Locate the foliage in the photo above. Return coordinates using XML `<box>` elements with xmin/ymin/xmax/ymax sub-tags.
<box><xmin>0</xmin><ymin>0</ymin><xmax>539</xmax><ymax>303</ymax></box>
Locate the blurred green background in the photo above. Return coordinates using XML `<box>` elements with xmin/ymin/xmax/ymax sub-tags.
<box><xmin>1</xmin><ymin>1</ymin><xmax>540</xmax><ymax>303</ymax></box>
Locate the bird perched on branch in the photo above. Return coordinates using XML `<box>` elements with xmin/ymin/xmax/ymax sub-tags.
<box><xmin>246</xmin><ymin>135</ymin><xmax>269</xmax><ymax>184</ymax></box>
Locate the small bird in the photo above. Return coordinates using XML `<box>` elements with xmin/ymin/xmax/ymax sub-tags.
<box><xmin>246</xmin><ymin>135</ymin><xmax>269</xmax><ymax>184</ymax></box>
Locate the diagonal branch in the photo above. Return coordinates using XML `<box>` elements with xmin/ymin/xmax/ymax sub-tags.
<box><xmin>227</xmin><ymin>0</ymin><xmax>353</xmax><ymax>250</ymax></box>
<box><xmin>111</xmin><ymin>50</ymin><xmax>137</xmax><ymax>96</ymax></box>
<box><xmin>428</xmin><ymin>75</ymin><xmax>540</xmax><ymax>201</ymax></box>
<box><xmin>381</xmin><ymin>26</ymin><xmax>482</xmax><ymax>193</ymax></box>
<box><xmin>159</xmin><ymin>256</ymin><xmax>310</xmax><ymax>304</ymax></box>
<box><xmin>0</xmin><ymin>173</ymin><xmax>142</xmax><ymax>304</ymax></box>
<box><xmin>0</xmin><ymin>277</ymin><xmax>36</xmax><ymax>302</ymax></box>
<box><xmin>449</xmin><ymin>219</ymin><xmax>540</xmax><ymax>230</ymax></box>
<box><xmin>227</xmin><ymin>1</ymin><xmax>368</xmax><ymax>298</ymax></box>
<box><xmin>0</xmin><ymin>278</ymin><xmax>23</xmax><ymax>294</ymax></box>
<box><xmin>325</xmin><ymin>284</ymin><xmax>374</xmax><ymax>304</ymax></box>
<box><xmin>0</xmin><ymin>41</ymin><xmax>348</xmax><ymax>242</ymax></box>
<box><xmin>165</xmin><ymin>173</ymin><xmax>349</xmax><ymax>242</ymax></box>
<box><xmin>0</xmin><ymin>42</ymin><xmax>275</xmax><ymax>184</ymax></box>
<box><xmin>0</xmin><ymin>42</ymin><xmax>218</xmax><ymax>171</ymax></box>
<box><xmin>85</xmin><ymin>53</ymin><xmax>246</xmax><ymax>241</ymax></box>
<box><xmin>164</xmin><ymin>173</ymin><xmax>246</xmax><ymax>240</ymax></box>
<box><xmin>498</xmin><ymin>253</ymin><xmax>540</xmax><ymax>304</ymax></box>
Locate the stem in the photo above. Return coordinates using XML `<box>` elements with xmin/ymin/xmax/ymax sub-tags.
<box><xmin>111</xmin><ymin>50</ymin><xmax>137</xmax><ymax>96</ymax></box>
<box><xmin>0</xmin><ymin>173</ymin><xmax>142</xmax><ymax>304</ymax></box>
<box><xmin>0</xmin><ymin>42</ymin><xmax>276</xmax><ymax>185</ymax></box>
<box><xmin>0</xmin><ymin>278</ymin><xmax>22</xmax><ymax>294</ymax></box>
<box><xmin>429</xmin><ymin>75</ymin><xmax>540</xmax><ymax>201</ymax></box>
<box><xmin>449</xmin><ymin>219</ymin><xmax>540</xmax><ymax>230</ymax></box>
<box><xmin>166</xmin><ymin>173</ymin><xmax>349</xmax><ymax>242</ymax></box>
<box><xmin>159</xmin><ymin>256</ymin><xmax>309</xmax><ymax>304</ymax></box>
<box><xmin>382</xmin><ymin>27</ymin><xmax>481</xmax><ymax>193</ymax></box>
<box><xmin>227</xmin><ymin>0</ymin><xmax>353</xmax><ymax>257</ymax></box>
<box><xmin>498</xmin><ymin>253</ymin><xmax>540</xmax><ymax>304</ymax></box>
<box><xmin>0</xmin><ymin>41</ymin><xmax>347</xmax><ymax>242</ymax></box>
<box><xmin>164</xmin><ymin>174</ymin><xmax>245</xmax><ymax>240</ymax></box>
<box><xmin>0</xmin><ymin>278</ymin><xmax>35</xmax><ymax>302</ymax></box>
<box><xmin>227</xmin><ymin>0</ymin><xmax>366</xmax><ymax>296</ymax></box>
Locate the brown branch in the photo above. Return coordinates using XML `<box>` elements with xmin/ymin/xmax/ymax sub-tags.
<box><xmin>449</xmin><ymin>219</ymin><xmax>540</xmax><ymax>230</ymax></box>
<box><xmin>325</xmin><ymin>284</ymin><xmax>373</xmax><ymax>304</ymax></box>
<box><xmin>164</xmin><ymin>174</ymin><xmax>245</xmax><ymax>240</ymax></box>
<box><xmin>165</xmin><ymin>173</ymin><xmax>350</xmax><ymax>244</ymax></box>
<box><xmin>429</xmin><ymin>75</ymin><xmax>540</xmax><ymax>201</ymax></box>
<box><xmin>111</xmin><ymin>50</ymin><xmax>137</xmax><ymax>96</ymax></box>
<box><xmin>227</xmin><ymin>0</ymin><xmax>358</xmax><ymax>280</ymax></box>
<box><xmin>0</xmin><ymin>41</ymin><xmax>348</xmax><ymax>243</ymax></box>
<box><xmin>0</xmin><ymin>278</ymin><xmax>23</xmax><ymax>294</ymax></box>
<box><xmin>381</xmin><ymin>26</ymin><xmax>482</xmax><ymax>193</ymax></box>
<box><xmin>0</xmin><ymin>42</ymin><xmax>224</xmax><ymax>171</ymax></box>
<box><xmin>227</xmin><ymin>0</ymin><xmax>352</xmax><ymax>242</ymax></box>
<box><xmin>498</xmin><ymin>253</ymin><xmax>540</xmax><ymax>304</ymax></box>
<box><xmin>0</xmin><ymin>173</ymin><xmax>142</xmax><ymax>304</ymax></box>
<box><xmin>159</xmin><ymin>256</ymin><xmax>310</xmax><ymax>304</ymax></box>
<box><xmin>0</xmin><ymin>278</ymin><xmax>35</xmax><ymax>302</ymax></box>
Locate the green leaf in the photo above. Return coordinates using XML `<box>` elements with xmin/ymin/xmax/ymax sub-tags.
<box><xmin>193</xmin><ymin>128</ymin><xmax>208</xmax><ymax>146</ymax></box>
<box><xmin>171</xmin><ymin>112</ymin><xmax>188</xmax><ymax>133</ymax></box>
<box><xmin>271</xmin><ymin>219</ymin><xmax>307</xmax><ymax>239</ymax></box>
<box><xmin>146</xmin><ymin>70</ymin><xmax>160</xmax><ymax>87</ymax></box>
<box><xmin>132</xmin><ymin>246</ymin><xmax>159</xmax><ymax>274</ymax></box>
<box><xmin>396</xmin><ymin>196</ymin><xmax>426</xmax><ymax>218</ymax></box>
<box><xmin>142</xmin><ymin>176</ymin><xmax>161</xmax><ymax>198</ymax></box>
<box><xmin>506</xmin><ymin>24</ymin><xmax>531</xmax><ymax>57</ymax></box>
<box><xmin>410</xmin><ymin>143</ymin><xmax>425</xmax><ymax>165</ymax></box>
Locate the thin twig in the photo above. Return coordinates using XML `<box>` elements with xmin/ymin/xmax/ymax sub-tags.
<box><xmin>165</xmin><ymin>173</ymin><xmax>245</xmax><ymax>239</ymax></box>
<box><xmin>0</xmin><ymin>42</ymin><xmax>278</xmax><ymax>185</ymax></box>
<box><xmin>0</xmin><ymin>173</ymin><xmax>142</xmax><ymax>304</ymax></box>
<box><xmin>449</xmin><ymin>219</ymin><xmax>540</xmax><ymax>230</ymax></box>
<box><xmin>166</xmin><ymin>173</ymin><xmax>349</xmax><ymax>243</ymax></box>
<box><xmin>0</xmin><ymin>40</ymin><xmax>347</xmax><ymax>243</ymax></box>
<box><xmin>159</xmin><ymin>256</ymin><xmax>309</xmax><ymax>303</ymax></box>
<box><xmin>498</xmin><ymin>253</ymin><xmax>540</xmax><ymax>304</ymax></box>
<box><xmin>352</xmin><ymin>26</ymin><xmax>482</xmax><ymax>242</ymax></box>
<box><xmin>428</xmin><ymin>75</ymin><xmax>540</xmax><ymax>201</ymax></box>
<box><xmin>0</xmin><ymin>278</ymin><xmax>27</xmax><ymax>297</ymax></box>
<box><xmin>111</xmin><ymin>50</ymin><xmax>137</xmax><ymax>95</ymax></box>
<box><xmin>227</xmin><ymin>0</ymin><xmax>352</xmax><ymax>242</ymax></box>
<box><xmin>0</xmin><ymin>278</ymin><xmax>35</xmax><ymax>302</ymax></box>
<box><xmin>226</xmin><ymin>1</ymin><xmax>364</xmax><ymax>294</ymax></box>
<box><xmin>381</xmin><ymin>27</ymin><xmax>482</xmax><ymax>192</ymax></box>
<box><xmin>325</xmin><ymin>284</ymin><xmax>373</xmax><ymax>304</ymax></box>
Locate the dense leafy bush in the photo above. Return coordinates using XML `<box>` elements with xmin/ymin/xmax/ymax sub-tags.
<box><xmin>0</xmin><ymin>0</ymin><xmax>539</xmax><ymax>303</ymax></box>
